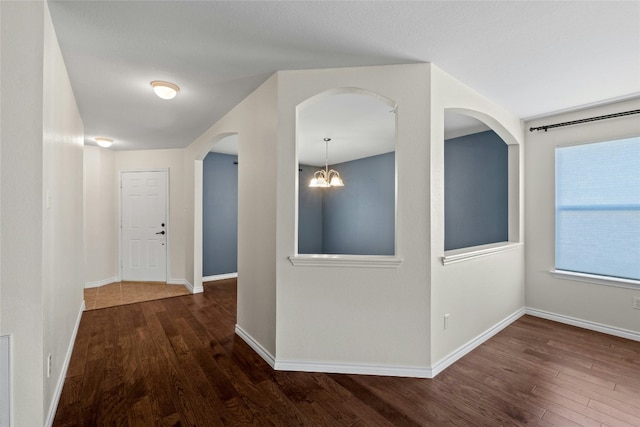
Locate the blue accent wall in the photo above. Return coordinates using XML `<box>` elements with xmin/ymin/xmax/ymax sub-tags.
<box><xmin>298</xmin><ymin>152</ymin><xmax>395</xmax><ymax>255</ymax></box>
<box><xmin>203</xmin><ymin>153</ymin><xmax>238</xmax><ymax>276</ymax></box>
<box><xmin>298</xmin><ymin>165</ymin><xmax>323</xmax><ymax>254</ymax></box>
<box><xmin>444</xmin><ymin>130</ymin><xmax>508</xmax><ymax>250</ymax></box>
<box><xmin>323</xmin><ymin>152</ymin><xmax>395</xmax><ymax>255</ymax></box>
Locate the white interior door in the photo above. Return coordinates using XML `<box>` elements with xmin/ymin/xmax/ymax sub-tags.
<box><xmin>121</xmin><ymin>170</ymin><xmax>167</xmax><ymax>282</ymax></box>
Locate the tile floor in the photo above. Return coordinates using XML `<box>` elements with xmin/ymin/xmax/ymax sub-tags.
<box><xmin>84</xmin><ymin>281</ymin><xmax>191</xmax><ymax>310</ymax></box>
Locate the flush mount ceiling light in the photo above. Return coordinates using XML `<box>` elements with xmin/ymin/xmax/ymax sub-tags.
<box><xmin>309</xmin><ymin>138</ymin><xmax>344</xmax><ymax>188</ymax></box>
<box><xmin>94</xmin><ymin>137</ymin><xmax>113</xmax><ymax>148</ymax></box>
<box><xmin>150</xmin><ymin>80</ymin><xmax>180</xmax><ymax>100</ymax></box>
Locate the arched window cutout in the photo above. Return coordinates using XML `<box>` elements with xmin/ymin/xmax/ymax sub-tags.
<box><xmin>296</xmin><ymin>89</ymin><xmax>397</xmax><ymax>256</ymax></box>
<box><xmin>444</xmin><ymin>111</ymin><xmax>509</xmax><ymax>251</ymax></box>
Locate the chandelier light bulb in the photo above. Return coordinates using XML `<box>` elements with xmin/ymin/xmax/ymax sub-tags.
<box><xmin>329</xmin><ymin>175</ymin><xmax>344</xmax><ymax>187</ymax></box>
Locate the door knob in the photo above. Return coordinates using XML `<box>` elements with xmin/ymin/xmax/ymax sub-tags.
<box><xmin>156</xmin><ymin>231</ymin><xmax>165</xmax><ymax>235</ymax></box>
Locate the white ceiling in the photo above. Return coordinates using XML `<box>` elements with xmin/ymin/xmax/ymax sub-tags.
<box><xmin>297</xmin><ymin>92</ymin><xmax>396</xmax><ymax>166</ymax></box>
<box><xmin>48</xmin><ymin>1</ymin><xmax>640</xmax><ymax>152</ymax></box>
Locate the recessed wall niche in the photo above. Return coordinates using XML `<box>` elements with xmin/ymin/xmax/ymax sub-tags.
<box><xmin>443</xmin><ymin>111</ymin><xmax>509</xmax><ymax>250</ymax></box>
<box><xmin>297</xmin><ymin>89</ymin><xmax>397</xmax><ymax>256</ymax></box>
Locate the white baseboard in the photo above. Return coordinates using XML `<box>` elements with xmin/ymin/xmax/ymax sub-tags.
<box><xmin>235</xmin><ymin>325</ymin><xmax>276</xmax><ymax>368</ymax></box>
<box><xmin>84</xmin><ymin>276</ymin><xmax>119</xmax><ymax>289</ymax></box>
<box><xmin>0</xmin><ymin>335</ymin><xmax>11</xmax><ymax>427</ymax></box>
<box><xmin>236</xmin><ymin>309</ymin><xmax>526</xmax><ymax>379</ymax></box>
<box><xmin>275</xmin><ymin>359</ymin><xmax>432</xmax><ymax>378</ymax></box>
<box><xmin>46</xmin><ymin>300</ymin><xmax>84</xmax><ymax>427</ymax></box>
<box><xmin>525</xmin><ymin>307</ymin><xmax>640</xmax><ymax>342</ymax></box>
<box><xmin>167</xmin><ymin>278</ymin><xmax>200</xmax><ymax>294</ymax></box>
<box><xmin>203</xmin><ymin>272</ymin><xmax>237</xmax><ymax>282</ymax></box>
<box><xmin>429</xmin><ymin>307</ymin><xmax>526</xmax><ymax>378</ymax></box>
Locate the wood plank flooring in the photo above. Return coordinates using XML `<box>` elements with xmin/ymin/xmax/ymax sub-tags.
<box><xmin>54</xmin><ymin>279</ymin><xmax>640</xmax><ymax>426</ymax></box>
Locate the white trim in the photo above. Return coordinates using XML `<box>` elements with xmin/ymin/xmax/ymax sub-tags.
<box><xmin>45</xmin><ymin>300</ymin><xmax>84</xmax><ymax>427</ymax></box>
<box><xmin>0</xmin><ymin>335</ymin><xmax>11</xmax><ymax>427</ymax></box>
<box><xmin>235</xmin><ymin>309</ymin><xmax>525</xmax><ymax>379</ymax></box>
<box><xmin>84</xmin><ymin>276</ymin><xmax>119</xmax><ymax>289</ymax></box>
<box><xmin>550</xmin><ymin>269</ymin><xmax>640</xmax><ymax>291</ymax></box>
<box><xmin>442</xmin><ymin>242</ymin><xmax>522</xmax><ymax>265</ymax></box>
<box><xmin>234</xmin><ymin>325</ymin><xmax>276</xmax><ymax>368</ymax></box>
<box><xmin>275</xmin><ymin>360</ymin><xmax>432</xmax><ymax>378</ymax></box>
<box><xmin>525</xmin><ymin>307</ymin><xmax>640</xmax><ymax>342</ymax></box>
<box><xmin>167</xmin><ymin>278</ymin><xmax>200</xmax><ymax>294</ymax></box>
<box><xmin>203</xmin><ymin>272</ymin><xmax>237</xmax><ymax>282</ymax></box>
<box><xmin>274</xmin><ymin>309</ymin><xmax>525</xmax><ymax>378</ymax></box>
<box><xmin>288</xmin><ymin>254</ymin><xmax>402</xmax><ymax>268</ymax></box>
<box><xmin>429</xmin><ymin>308</ymin><xmax>525</xmax><ymax>378</ymax></box>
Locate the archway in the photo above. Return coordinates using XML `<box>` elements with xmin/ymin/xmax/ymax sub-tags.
<box><xmin>193</xmin><ymin>132</ymin><xmax>238</xmax><ymax>293</ymax></box>
<box><xmin>443</xmin><ymin>108</ymin><xmax>521</xmax><ymax>250</ymax></box>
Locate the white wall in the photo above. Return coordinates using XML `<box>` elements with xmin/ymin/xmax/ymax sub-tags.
<box><xmin>525</xmin><ymin>98</ymin><xmax>640</xmax><ymax>334</ymax></box>
<box><xmin>275</xmin><ymin>64</ymin><xmax>433</xmax><ymax>372</ymax></box>
<box><xmin>429</xmin><ymin>65</ymin><xmax>525</xmax><ymax>366</ymax></box>
<box><xmin>115</xmin><ymin>149</ymin><xmax>188</xmax><ymax>286</ymax></box>
<box><xmin>186</xmin><ymin>75</ymin><xmax>279</xmax><ymax>355</ymax></box>
<box><xmin>83</xmin><ymin>148</ymin><xmax>189</xmax><ymax>289</ymax></box>
<box><xmin>183</xmin><ymin>63</ymin><xmax>527</xmax><ymax>376</ymax></box>
<box><xmin>84</xmin><ymin>146</ymin><xmax>117</xmax><ymax>286</ymax></box>
<box><xmin>1</xmin><ymin>2</ymin><xmax>85</xmax><ymax>425</ymax></box>
<box><xmin>0</xmin><ymin>3</ymin><xmax>45</xmax><ymax>425</ymax></box>
<box><xmin>42</xmin><ymin>3</ymin><xmax>85</xmax><ymax>421</ymax></box>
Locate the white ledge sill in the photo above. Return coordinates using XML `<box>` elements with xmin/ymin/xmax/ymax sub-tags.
<box><xmin>442</xmin><ymin>242</ymin><xmax>523</xmax><ymax>266</ymax></box>
<box><xmin>289</xmin><ymin>254</ymin><xmax>403</xmax><ymax>268</ymax></box>
<box><xmin>550</xmin><ymin>270</ymin><xmax>640</xmax><ymax>290</ymax></box>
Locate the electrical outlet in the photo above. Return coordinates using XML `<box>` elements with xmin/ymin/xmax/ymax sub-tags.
<box><xmin>633</xmin><ymin>296</ymin><xmax>640</xmax><ymax>310</ymax></box>
<box><xmin>47</xmin><ymin>354</ymin><xmax>52</xmax><ymax>378</ymax></box>
<box><xmin>444</xmin><ymin>314</ymin><xmax>450</xmax><ymax>330</ymax></box>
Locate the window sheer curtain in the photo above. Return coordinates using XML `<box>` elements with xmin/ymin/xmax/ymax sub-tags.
<box><xmin>555</xmin><ymin>137</ymin><xmax>640</xmax><ymax>281</ymax></box>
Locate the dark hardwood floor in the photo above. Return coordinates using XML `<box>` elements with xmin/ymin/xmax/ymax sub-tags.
<box><xmin>53</xmin><ymin>279</ymin><xmax>640</xmax><ymax>426</ymax></box>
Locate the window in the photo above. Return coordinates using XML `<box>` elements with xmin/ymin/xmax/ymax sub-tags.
<box><xmin>296</xmin><ymin>89</ymin><xmax>396</xmax><ymax>257</ymax></box>
<box><xmin>555</xmin><ymin>137</ymin><xmax>640</xmax><ymax>281</ymax></box>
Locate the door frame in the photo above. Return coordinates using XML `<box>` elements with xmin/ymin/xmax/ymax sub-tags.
<box><xmin>118</xmin><ymin>168</ymin><xmax>170</xmax><ymax>282</ymax></box>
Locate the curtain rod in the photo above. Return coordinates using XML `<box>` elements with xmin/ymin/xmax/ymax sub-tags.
<box><xmin>529</xmin><ymin>109</ymin><xmax>640</xmax><ymax>132</ymax></box>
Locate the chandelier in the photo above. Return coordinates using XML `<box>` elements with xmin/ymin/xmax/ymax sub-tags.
<box><xmin>309</xmin><ymin>138</ymin><xmax>344</xmax><ymax>187</ymax></box>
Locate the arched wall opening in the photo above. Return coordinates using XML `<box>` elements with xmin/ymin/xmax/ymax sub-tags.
<box><xmin>295</xmin><ymin>87</ymin><xmax>398</xmax><ymax>257</ymax></box>
<box><xmin>193</xmin><ymin>132</ymin><xmax>239</xmax><ymax>293</ymax></box>
<box><xmin>443</xmin><ymin>107</ymin><xmax>521</xmax><ymax>254</ymax></box>
<box><xmin>444</xmin><ymin>111</ymin><xmax>510</xmax><ymax>251</ymax></box>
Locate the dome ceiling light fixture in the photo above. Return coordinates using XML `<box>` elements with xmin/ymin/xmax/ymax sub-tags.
<box><xmin>94</xmin><ymin>137</ymin><xmax>113</xmax><ymax>148</ymax></box>
<box><xmin>309</xmin><ymin>138</ymin><xmax>344</xmax><ymax>188</ymax></box>
<box><xmin>150</xmin><ymin>80</ymin><xmax>180</xmax><ymax>100</ymax></box>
